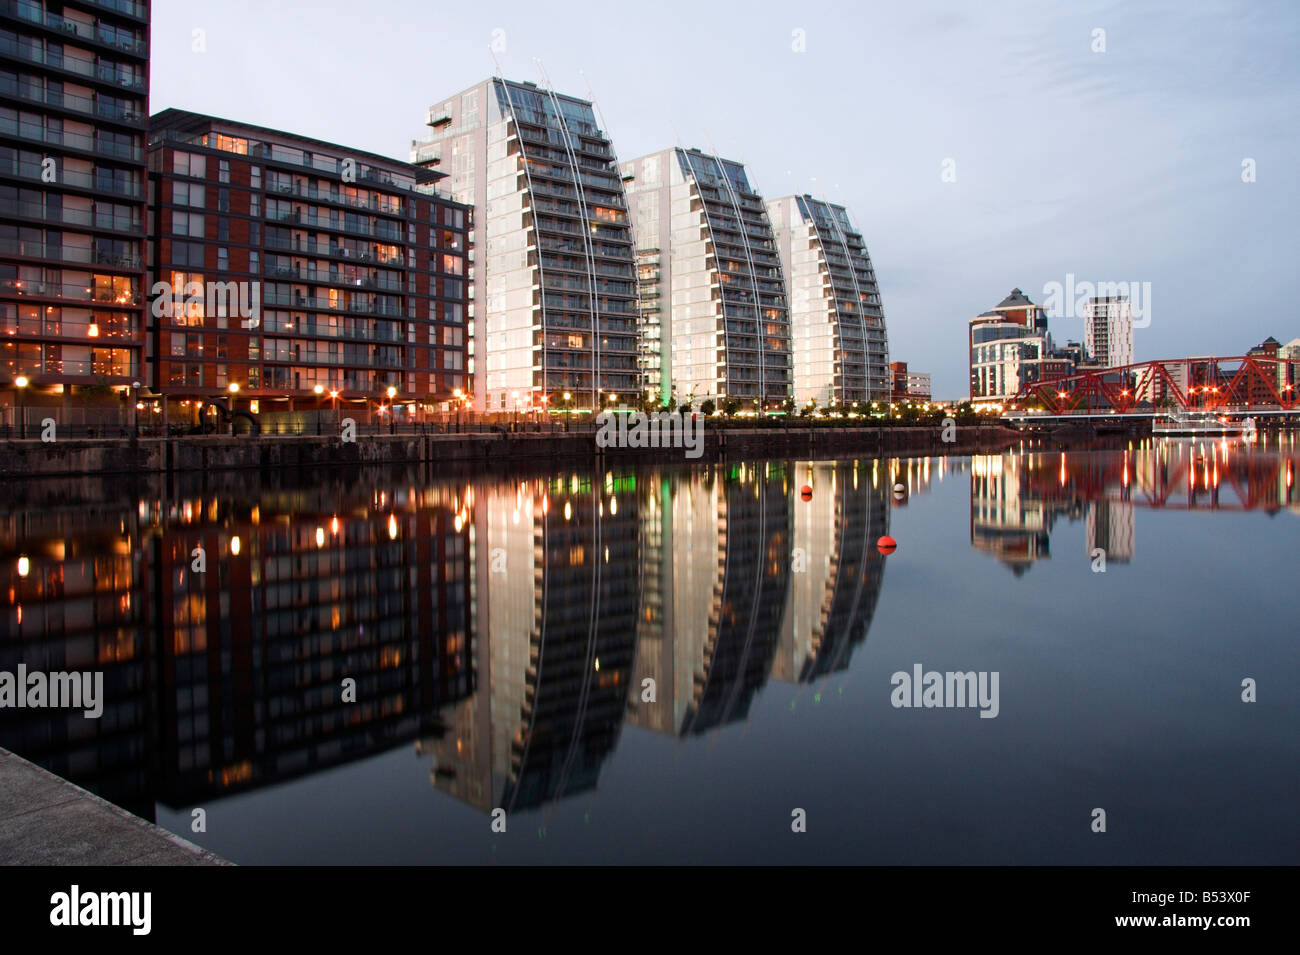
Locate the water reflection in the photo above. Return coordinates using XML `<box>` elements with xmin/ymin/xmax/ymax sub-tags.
<box><xmin>1</xmin><ymin>438</ymin><xmax>1295</xmax><ymax>834</ymax></box>
<box><xmin>0</xmin><ymin>459</ymin><xmax>890</xmax><ymax>822</ymax></box>
<box><xmin>969</xmin><ymin>437</ymin><xmax>1300</xmax><ymax>575</ymax></box>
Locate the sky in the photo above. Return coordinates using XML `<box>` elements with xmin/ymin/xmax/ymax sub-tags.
<box><xmin>151</xmin><ymin>0</ymin><xmax>1300</xmax><ymax>397</ymax></box>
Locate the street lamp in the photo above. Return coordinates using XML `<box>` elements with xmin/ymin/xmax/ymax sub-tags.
<box><xmin>453</xmin><ymin>387</ymin><xmax>463</xmax><ymax>431</ymax></box>
<box><xmin>563</xmin><ymin>391</ymin><xmax>572</xmax><ymax>432</ymax></box>
<box><xmin>14</xmin><ymin>375</ymin><xmax>28</xmax><ymax>439</ymax></box>
<box><xmin>227</xmin><ymin>382</ymin><xmax>240</xmax><ymax>435</ymax></box>
<box><xmin>313</xmin><ymin>384</ymin><xmax>324</xmax><ymax>435</ymax></box>
<box><xmin>329</xmin><ymin>390</ymin><xmax>339</xmax><ymax>434</ymax></box>
<box><xmin>386</xmin><ymin>385</ymin><xmax>397</xmax><ymax>434</ymax></box>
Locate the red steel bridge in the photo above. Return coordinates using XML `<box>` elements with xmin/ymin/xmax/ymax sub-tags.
<box><xmin>1004</xmin><ymin>355</ymin><xmax>1299</xmax><ymax>420</ymax></box>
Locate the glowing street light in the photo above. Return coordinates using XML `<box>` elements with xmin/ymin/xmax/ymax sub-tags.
<box><xmin>14</xmin><ymin>375</ymin><xmax>28</xmax><ymax>439</ymax></box>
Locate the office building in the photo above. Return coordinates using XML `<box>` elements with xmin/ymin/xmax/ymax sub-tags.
<box><xmin>968</xmin><ymin>288</ymin><xmax>1074</xmax><ymax>404</ymax></box>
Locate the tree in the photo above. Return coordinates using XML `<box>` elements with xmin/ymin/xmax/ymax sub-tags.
<box><xmin>721</xmin><ymin>397</ymin><xmax>739</xmax><ymax>417</ymax></box>
<box><xmin>700</xmin><ymin>399</ymin><xmax>717</xmax><ymax>416</ymax></box>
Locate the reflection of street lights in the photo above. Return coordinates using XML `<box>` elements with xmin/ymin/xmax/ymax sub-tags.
<box><xmin>15</xmin><ymin>376</ymin><xmax>28</xmax><ymax>439</ymax></box>
<box><xmin>386</xmin><ymin>385</ymin><xmax>397</xmax><ymax>434</ymax></box>
<box><xmin>313</xmin><ymin>384</ymin><xmax>324</xmax><ymax>435</ymax></box>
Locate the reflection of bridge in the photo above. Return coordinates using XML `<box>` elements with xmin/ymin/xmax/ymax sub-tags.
<box><xmin>1006</xmin><ymin>356</ymin><xmax>1299</xmax><ymax>420</ymax></box>
<box><xmin>985</xmin><ymin>444</ymin><xmax>1298</xmax><ymax>516</ymax></box>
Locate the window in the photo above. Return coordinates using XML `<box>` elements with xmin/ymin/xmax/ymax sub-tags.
<box><xmin>171</xmin><ymin>241</ymin><xmax>205</xmax><ymax>268</ymax></box>
<box><xmin>218</xmin><ymin>159</ymin><xmax>230</xmax><ymax>184</ymax></box>
<box><xmin>217</xmin><ymin>217</ymin><xmax>229</xmax><ymax>242</ymax></box>
<box><xmin>173</xmin><ymin>182</ymin><xmax>205</xmax><ymax>207</ymax></box>
<box><xmin>218</xmin><ymin>187</ymin><xmax>230</xmax><ymax>212</ymax></box>
<box><xmin>173</xmin><ymin>152</ymin><xmax>206</xmax><ymax>178</ymax></box>
<box><xmin>173</xmin><ymin>212</ymin><xmax>204</xmax><ymax>237</ymax></box>
<box><xmin>216</xmin><ymin>247</ymin><xmax>229</xmax><ymax>272</ymax></box>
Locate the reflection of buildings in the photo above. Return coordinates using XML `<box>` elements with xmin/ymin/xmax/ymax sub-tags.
<box><xmin>419</xmin><ymin>473</ymin><xmax>639</xmax><ymax>812</ymax></box>
<box><xmin>1086</xmin><ymin>499</ymin><xmax>1134</xmax><ymax>563</ymax></box>
<box><xmin>153</xmin><ymin>488</ymin><xmax>473</xmax><ymax>805</ymax></box>
<box><xmin>681</xmin><ymin>463</ymin><xmax>789</xmax><ymax>733</ymax></box>
<box><xmin>0</xmin><ymin>479</ymin><xmax>475</xmax><ymax>815</ymax></box>
<box><xmin>969</xmin><ymin>454</ymin><xmax>1069</xmax><ymax>575</ymax></box>
<box><xmin>970</xmin><ymin>441</ymin><xmax>1300</xmax><ymax>572</ymax></box>
<box><xmin>628</xmin><ymin>462</ymin><xmax>792</xmax><ymax>737</ymax></box>
<box><xmin>776</xmin><ymin>461</ymin><xmax>888</xmax><ymax>683</ymax></box>
<box><xmin>0</xmin><ymin>502</ymin><xmax>152</xmax><ymax>817</ymax></box>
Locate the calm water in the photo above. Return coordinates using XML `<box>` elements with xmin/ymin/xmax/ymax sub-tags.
<box><xmin>2</xmin><ymin>437</ymin><xmax>1297</xmax><ymax>865</ymax></box>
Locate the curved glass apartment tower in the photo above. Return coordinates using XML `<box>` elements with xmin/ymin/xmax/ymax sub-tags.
<box><xmin>412</xmin><ymin>79</ymin><xmax>638</xmax><ymax>415</ymax></box>
<box><xmin>767</xmin><ymin>195</ymin><xmax>890</xmax><ymax>409</ymax></box>
<box><xmin>622</xmin><ymin>148</ymin><xmax>791</xmax><ymax>410</ymax></box>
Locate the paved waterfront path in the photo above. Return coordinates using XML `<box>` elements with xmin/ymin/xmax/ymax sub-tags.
<box><xmin>0</xmin><ymin>747</ymin><xmax>230</xmax><ymax>865</ymax></box>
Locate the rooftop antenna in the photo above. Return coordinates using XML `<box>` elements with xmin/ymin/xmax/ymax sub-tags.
<box><xmin>578</xmin><ymin>68</ymin><xmax>613</xmax><ymax>139</ymax></box>
<box><xmin>489</xmin><ymin>43</ymin><xmax>504</xmax><ymax>80</ymax></box>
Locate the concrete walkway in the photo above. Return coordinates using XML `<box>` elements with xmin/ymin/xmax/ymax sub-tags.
<box><xmin>0</xmin><ymin>747</ymin><xmax>230</xmax><ymax>865</ymax></box>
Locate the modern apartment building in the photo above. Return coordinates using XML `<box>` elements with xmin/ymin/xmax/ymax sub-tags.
<box><xmin>622</xmin><ymin>148</ymin><xmax>791</xmax><ymax>410</ymax></box>
<box><xmin>1</xmin><ymin>0</ymin><xmax>150</xmax><ymax>422</ymax></box>
<box><xmin>411</xmin><ymin>78</ymin><xmax>638</xmax><ymax>416</ymax></box>
<box><xmin>1083</xmin><ymin>295</ymin><xmax>1134</xmax><ymax>369</ymax></box>
<box><xmin>968</xmin><ymin>288</ymin><xmax>1073</xmax><ymax>404</ymax></box>
<box><xmin>767</xmin><ymin>194</ymin><xmax>889</xmax><ymax>408</ymax></box>
<box><xmin>148</xmin><ymin>110</ymin><xmax>469</xmax><ymax>429</ymax></box>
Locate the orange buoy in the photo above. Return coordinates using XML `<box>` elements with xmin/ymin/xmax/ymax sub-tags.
<box><xmin>800</xmin><ymin>485</ymin><xmax>813</xmax><ymax>501</ymax></box>
<box><xmin>877</xmin><ymin>535</ymin><xmax>897</xmax><ymax>554</ymax></box>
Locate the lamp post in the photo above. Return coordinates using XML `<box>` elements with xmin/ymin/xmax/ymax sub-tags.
<box><xmin>386</xmin><ymin>385</ymin><xmax>397</xmax><ymax>435</ymax></box>
<box><xmin>15</xmin><ymin>375</ymin><xmax>28</xmax><ymax>439</ymax></box>
<box><xmin>453</xmin><ymin>387</ymin><xmax>463</xmax><ymax>432</ymax></box>
<box><xmin>227</xmin><ymin>382</ymin><xmax>239</xmax><ymax>436</ymax></box>
<box><xmin>329</xmin><ymin>390</ymin><xmax>339</xmax><ymax>434</ymax></box>
<box><xmin>313</xmin><ymin>384</ymin><xmax>324</xmax><ymax>435</ymax></box>
<box><xmin>563</xmin><ymin>391</ymin><xmax>571</xmax><ymax>433</ymax></box>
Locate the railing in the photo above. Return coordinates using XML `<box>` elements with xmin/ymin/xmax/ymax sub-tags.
<box><xmin>0</xmin><ymin>238</ymin><xmax>140</xmax><ymax>268</ymax></box>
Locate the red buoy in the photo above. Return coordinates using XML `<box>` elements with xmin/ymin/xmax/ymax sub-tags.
<box><xmin>877</xmin><ymin>535</ymin><xmax>897</xmax><ymax>554</ymax></box>
<box><xmin>800</xmin><ymin>485</ymin><xmax>813</xmax><ymax>501</ymax></box>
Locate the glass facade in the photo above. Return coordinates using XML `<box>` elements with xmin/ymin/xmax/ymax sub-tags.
<box><xmin>413</xmin><ymin>79</ymin><xmax>638</xmax><ymax>415</ymax></box>
<box><xmin>623</xmin><ymin>148</ymin><xmax>791</xmax><ymax>409</ymax></box>
<box><xmin>768</xmin><ymin>194</ymin><xmax>890</xmax><ymax>408</ymax></box>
